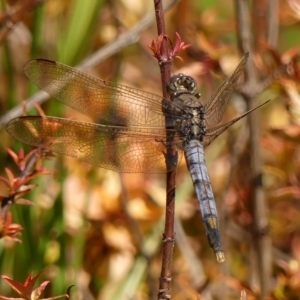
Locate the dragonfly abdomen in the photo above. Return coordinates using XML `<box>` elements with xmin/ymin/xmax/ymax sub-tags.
<box><xmin>184</xmin><ymin>139</ymin><xmax>225</xmax><ymax>262</ymax></box>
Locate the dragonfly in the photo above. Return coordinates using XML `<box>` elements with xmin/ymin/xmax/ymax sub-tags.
<box><xmin>6</xmin><ymin>52</ymin><xmax>269</xmax><ymax>263</ymax></box>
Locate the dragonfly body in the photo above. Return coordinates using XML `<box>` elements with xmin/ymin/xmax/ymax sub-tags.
<box><xmin>166</xmin><ymin>73</ymin><xmax>224</xmax><ymax>261</ymax></box>
<box><xmin>184</xmin><ymin>140</ymin><xmax>222</xmax><ymax>260</ymax></box>
<box><xmin>6</xmin><ymin>53</ymin><xmax>269</xmax><ymax>262</ymax></box>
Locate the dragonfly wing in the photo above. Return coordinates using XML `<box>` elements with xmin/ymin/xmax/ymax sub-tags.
<box><xmin>204</xmin><ymin>53</ymin><xmax>249</xmax><ymax>127</ymax></box>
<box><xmin>202</xmin><ymin>100</ymin><xmax>270</xmax><ymax>148</ymax></box>
<box><xmin>24</xmin><ymin>60</ymin><xmax>167</xmax><ymax>127</ymax></box>
<box><xmin>6</xmin><ymin>116</ymin><xmax>184</xmax><ymax>173</ymax></box>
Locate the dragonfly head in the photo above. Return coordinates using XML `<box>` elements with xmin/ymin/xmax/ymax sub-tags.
<box><xmin>167</xmin><ymin>74</ymin><xmax>203</xmax><ymax>109</ymax></box>
<box><xmin>167</xmin><ymin>73</ymin><xmax>197</xmax><ymax>96</ymax></box>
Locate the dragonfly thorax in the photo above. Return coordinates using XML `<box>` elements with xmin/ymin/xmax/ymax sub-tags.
<box><xmin>176</xmin><ymin>106</ymin><xmax>207</xmax><ymax>141</ymax></box>
<box><xmin>167</xmin><ymin>74</ymin><xmax>207</xmax><ymax>142</ymax></box>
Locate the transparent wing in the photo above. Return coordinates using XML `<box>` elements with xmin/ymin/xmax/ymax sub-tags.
<box><xmin>6</xmin><ymin>116</ymin><xmax>184</xmax><ymax>173</ymax></box>
<box><xmin>204</xmin><ymin>53</ymin><xmax>249</xmax><ymax>128</ymax></box>
<box><xmin>202</xmin><ymin>100</ymin><xmax>270</xmax><ymax>148</ymax></box>
<box><xmin>24</xmin><ymin>59</ymin><xmax>169</xmax><ymax>127</ymax></box>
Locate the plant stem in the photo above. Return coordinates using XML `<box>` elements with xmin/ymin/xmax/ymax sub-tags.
<box><xmin>152</xmin><ymin>1</ymin><xmax>177</xmax><ymax>299</ymax></box>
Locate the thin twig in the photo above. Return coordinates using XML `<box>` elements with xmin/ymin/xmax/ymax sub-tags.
<box><xmin>151</xmin><ymin>1</ymin><xmax>177</xmax><ymax>299</ymax></box>
<box><xmin>235</xmin><ymin>0</ymin><xmax>273</xmax><ymax>298</ymax></box>
<box><xmin>238</xmin><ymin>59</ymin><xmax>295</xmax><ymax>98</ymax></box>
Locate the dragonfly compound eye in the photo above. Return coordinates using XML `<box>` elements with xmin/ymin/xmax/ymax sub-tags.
<box><xmin>167</xmin><ymin>73</ymin><xmax>197</xmax><ymax>95</ymax></box>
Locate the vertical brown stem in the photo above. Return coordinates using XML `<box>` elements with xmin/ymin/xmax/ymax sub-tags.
<box><xmin>252</xmin><ymin>0</ymin><xmax>268</xmax><ymax>53</ymax></box>
<box><xmin>235</xmin><ymin>0</ymin><xmax>272</xmax><ymax>298</ymax></box>
<box><xmin>267</xmin><ymin>0</ymin><xmax>279</xmax><ymax>47</ymax></box>
<box><xmin>153</xmin><ymin>1</ymin><xmax>176</xmax><ymax>299</ymax></box>
<box><xmin>153</xmin><ymin>0</ymin><xmax>172</xmax><ymax>93</ymax></box>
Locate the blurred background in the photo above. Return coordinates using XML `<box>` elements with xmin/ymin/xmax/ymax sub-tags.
<box><xmin>0</xmin><ymin>0</ymin><xmax>300</xmax><ymax>299</ymax></box>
